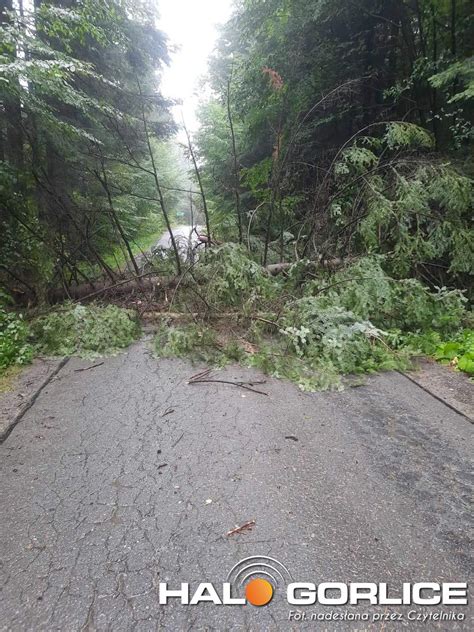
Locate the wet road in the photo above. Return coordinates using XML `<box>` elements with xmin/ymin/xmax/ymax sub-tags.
<box><xmin>0</xmin><ymin>341</ymin><xmax>472</xmax><ymax>630</ymax></box>
<box><xmin>154</xmin><ymin>224</ymin><xmax>204</xmax><ymax>257</ymax></box>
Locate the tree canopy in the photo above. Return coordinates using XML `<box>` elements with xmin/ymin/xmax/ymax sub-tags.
<box><xmin>198</xmin><ymin>0</ymin><xmax>473</xmax><ymax>282</ymax></box>
<box><xmin>0</xmin><ymin>0</ymin><xmax>185</xmax><ymax>296</ymax></box>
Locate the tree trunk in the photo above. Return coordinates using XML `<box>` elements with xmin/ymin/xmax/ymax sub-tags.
<box><xmin>226</xmin><ymin>76</ymin><xmax>243</xmax><ymax>244</ymax></box>
<box><xmin>138</xmin><ymin>82</ymin><xmax>182</xmax><ymax>275</ymax></box>
<box><xmin>96</xmin><ymin>162</ymin><xmax>141</xmax><ymax>278</ymax></box>
<box><xmin>1</xmin><ymin>0</ymin><xmax>24</xmax><ymax>172</ymax></box>
<box><xmin>183</xmin><ymin>119</ymin><xmax>212</xmax><ymax>245</ymax></box>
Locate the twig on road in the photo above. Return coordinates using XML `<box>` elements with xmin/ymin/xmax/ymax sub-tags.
<box><xmin>161</xmin><ymin>407</ymin><xmax>175</xmax><ymax>417</ymax></box>
<box><xmin>188</xmin><ymin>370</ymin><xmax>268</xmax><ymax>396</ymax></box>
<box><xmin>74</xmin><ymin>362</ymin><xmax>104</xmax><ymax>373</ymax></box>
<box><xmin>226</xmin><ymin>519</ymin><xmax>256</xmax><ymax>537</ymax></box>
<box><xmin>172</xmin><ymin>432</ymin><xmax>185</xmax><ymax>448</ymax></box>
<box><xmin>188</xmin><ymin>368</ymin><xmax>213</xmax><ymax>381</ymax></box>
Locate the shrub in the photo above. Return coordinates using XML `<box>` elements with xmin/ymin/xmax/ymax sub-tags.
<box><xmin>0</xmin><ymin>308</ymin><xmax>33</xmax><ymax>371</ymax></box>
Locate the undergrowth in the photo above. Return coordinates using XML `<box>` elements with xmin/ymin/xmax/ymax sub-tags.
<box><xmin>155</xmin><ymin>246</ymin><xmax>472</xmax><ymax>390</ymax></box>
<box><xmin>0</xmin><ymin>306</ymin><xmax>33</xmax><ymax>371</ymax></box>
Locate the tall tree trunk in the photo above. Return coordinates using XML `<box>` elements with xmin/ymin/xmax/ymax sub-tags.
<box><xmin>450</xmin><ymin>0</ymin><xmax>457</xmax><ymax>56</ymax></box>
<box><xmin>138</xmin><ymin>83</ymin><xmax>182</xmax><ymax>275</ymax></box>
<box><xmin>96</xmin><ymin>161</ymin><xmax>141</xmax><ymax>278</ymax></box>
<box><xmin>431</xmin><ymin>3</ymin><xmax>439</xmax><ymax>149</ymax></box>
<box><xmin>1</xmin><ymin>0</ymin><xmax>24</xmax><ymax>172</ymax></box>
<box><xmin>182</xmin><ymin>119</ymin><xmax>212</xmax><ymax>246</ymax></box>
<box><xmin>226</xmin><ymin>75</ymin><xmax>243</xmax><ymax>244</ymax></box>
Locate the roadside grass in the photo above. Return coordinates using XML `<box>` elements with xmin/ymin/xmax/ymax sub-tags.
<box><xmin>0</xmin><ymin>364</ymin><xmax>23</xmax><ymax>393</ymax></box>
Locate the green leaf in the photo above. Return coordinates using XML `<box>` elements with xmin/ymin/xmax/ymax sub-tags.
<box><xmin>458</xmin><ymin>353</ymin><xmax>474</xmax><ymax>375</ymax></box>
<box><xmin>435</xmin><ymin>341</ymin><xmax>462</xmax><ymax>361</ymax></box>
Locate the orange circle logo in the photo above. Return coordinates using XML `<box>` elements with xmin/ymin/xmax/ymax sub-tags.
<box><xmin>245</xmin><ymin>578</ymin><xmax>274</xmax><ymax>606</ymax></box>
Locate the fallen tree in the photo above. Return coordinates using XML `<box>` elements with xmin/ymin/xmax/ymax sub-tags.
<box><xmin>265</xmin><ymin>258</ymin><xmax>349</xmax><ymax>276</ymax></box>
<box><xmin>46</xmin><ymin>257</ymin><xmax>351</xmax><ymax>302</ymax></box>
<box><xmin>47</xmin><ymin>274</ymin><xmax>181</xmax><ymax>303</ymax></box>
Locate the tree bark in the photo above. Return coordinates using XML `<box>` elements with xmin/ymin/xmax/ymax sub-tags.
<box><xmin>47</xmin><ymin>274</ymin><xmax>182</xmax><ymax>303</ymax></box>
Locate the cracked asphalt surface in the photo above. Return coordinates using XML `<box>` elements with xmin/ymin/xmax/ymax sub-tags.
<box><xmin>0</xmin><ymin>340</ymin><xmax>472</xmax><ymax>631</ymax></box>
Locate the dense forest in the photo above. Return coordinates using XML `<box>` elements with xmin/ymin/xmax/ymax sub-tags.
<box><xmin>1</xmin><ymin>0</ymin><xmax>473</xmax><ymax>386</ymax></box>
<box><xmin>198</xmin><ymin>0</ymin><xmax>473</xmax><ymax>277</ymax></box>
<box><xmin>0</xmin><ymin>0</ymin><xmax>190</xmax><ymax>298</ymax></box>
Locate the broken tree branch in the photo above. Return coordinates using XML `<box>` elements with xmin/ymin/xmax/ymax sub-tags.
<box><xmin>188</xmin><ymin>370</ymin><xmax>268</xmax><ymax>396</ymax></box>
<box><xmin>74</xmin><ymin>362</ymin><xmax>104</xmax><ymax>373</ymax></box>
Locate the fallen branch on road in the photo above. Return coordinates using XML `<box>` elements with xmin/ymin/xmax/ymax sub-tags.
<box><xmin>74</xmin><ymin>362</ymin><xmax>104</xmax><ymax>373</ymax></box>
<box><xmin>188</xmin><ymin>368</ymin><xmax>268</xmax><ymax>396</ymax></box>
<box><xmin>226</xmin><ymin>519</ymin><xmax>256</xmax><ymax>537</ymax></box>
<box><xmin>265</xmin><ymin>257</ymin><xmax>351</xmax><ymax>276</ymax></box>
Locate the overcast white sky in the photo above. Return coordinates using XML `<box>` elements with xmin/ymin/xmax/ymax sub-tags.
<box><xmin>158</xmin><ymin>0</ymin><xmax>233</xmax><ymax>135</ymax></box>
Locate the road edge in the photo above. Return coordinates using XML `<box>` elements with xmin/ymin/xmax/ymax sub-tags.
<box><xmin>0</xmin><ymin>357</ymin><xmax>70</xmax><ymax>444</ymax></box>
<box><xmin>398</xmin><ymin>369</ymin><xmax>473</xmax><ymax>423</ymax></box>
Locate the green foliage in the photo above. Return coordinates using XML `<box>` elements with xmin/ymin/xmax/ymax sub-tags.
<box><xmin>384</xmin><ymin>122</ymin><xmax>434</xmax><ymax>150</ymax></box>
<box><xmin>241</xmin><ymin>159</ymin><xmax>273</xmax><ymax>202</ymax></box>
<box><xmin>272</xmin><ymin>256</ymin><xmax>466</xmax><ymax>388</ymax></box>
<box><xmin>195</xmin><ymin>100</ymin><xmax>243</xmax><ymax>237</ymax></box>
<box><xmin>335</xmin><ymin>146</ymin><xmax>378</xmax><ymax>175</ymax></box>
<box><xmin>0</xmin><ymin>0</ymin><xmax>174</xmax><ymax>297</ymax></box>
<box><xmin>279</xmin><ymin>301</ymin><xmax>403</xmax><ymax>389</ymax></box>
<box><xmin>331</xmin><ymin>126</ymin><xmax>473</xmax><ymax>280</ymax></box>
<box><xmin>0</xmin><ymin>309</ymin><xmax>33</xmax><ymax>372</ymax></box>
<box><xmin>435</xmin><ymin>330</ymin><xmax>474</xmax><ymax>375</ymax></box>
<box><xmin>198</xmin><ymin>244</ymin><xmax>275</xmax><ymax>308</ymax></box>
<box><xmin>198</xmin><ymin>0</ymin><xmax>472</xmax><ymax>286</ymax></box>
<box><xmin>306</xmin><ymin>258</ymin><xmax>467</xmax><ymax>334</ymax></box>
<box><xmin>154</xmin><ymin>324</ymin><xmax>221</xmax><ymax>364</ymax></box>
<box><xmin>31</xmin><ymin>304</ymin><xmax>140</xmax><ymax>358</ymax></box>
<box><xmin>155</xmin><ymin>252</ymin><xmax>469</xmax><ymax>390</ymax></box>
<box><xmin>429</xmin><ymin>59</ymin><xmax>474</xmax><ymax>104</ymax></box>
<box><xmin>398</xmin><ymin>328</ymin><xmax>474</xmax><ymax>377</ymax></box>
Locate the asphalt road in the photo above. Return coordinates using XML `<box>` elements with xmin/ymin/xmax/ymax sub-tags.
<box><xmin>1</xmin><ymin>341</ymin><xmax>472</xmax><ymax>631</ymax></box>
